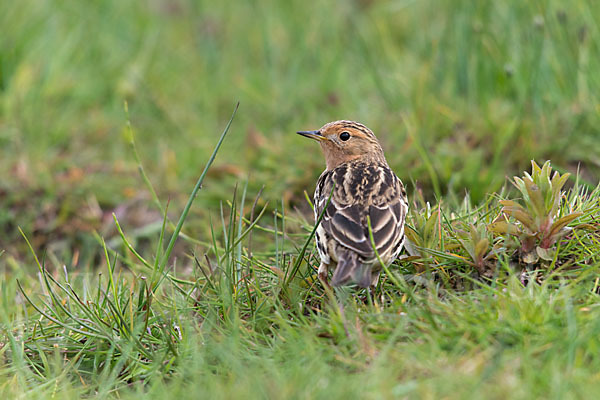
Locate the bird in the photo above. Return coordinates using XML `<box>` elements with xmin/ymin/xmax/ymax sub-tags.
<box><xmin>297</xmin><ymin>120</ymin><xmax>408</xmax><ymax>288</ymax></box>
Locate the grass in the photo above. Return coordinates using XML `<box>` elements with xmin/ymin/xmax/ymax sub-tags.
<box><xmin>1</xmin><ymin>0</ymin><xmax>600</xmax><ymax>398</ymax></box>
<box><xmin>3</xmin><ymin>123</ymin><xmax>600</xmax><ymax>399</ymax></box>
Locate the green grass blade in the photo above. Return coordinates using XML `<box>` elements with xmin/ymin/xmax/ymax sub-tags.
<box><xmin>155</xmin><ymin>102</ymin><xmax>239</xmax><ymax>291</ymax></box>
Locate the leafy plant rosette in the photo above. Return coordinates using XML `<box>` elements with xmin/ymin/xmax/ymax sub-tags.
<box><xmin>489</xmin><ymin>160</ymin><xmax>582</xmax><ymax>264</ymax></box>
<box><xmin>454</xmin><ymin>222</ymin><xmax>495</xmax><ymax>277</ymax></box>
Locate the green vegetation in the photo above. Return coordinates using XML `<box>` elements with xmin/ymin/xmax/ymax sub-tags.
<box><xmin>1</xmin><ymin>0</ymin><xmax>599</xmax><ymax>398</ymax></box>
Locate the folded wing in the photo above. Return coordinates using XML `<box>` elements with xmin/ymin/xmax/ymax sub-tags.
<box><xmin>316</xmin><ymin>166</ymin><xmax>407</xmax><ymax>262</ymax></box>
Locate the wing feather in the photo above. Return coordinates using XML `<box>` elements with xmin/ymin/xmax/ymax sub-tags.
<box><xmin>314</xmin><ymin>163</ymin><xmax>407</xmax><ymax>262</ymax></box>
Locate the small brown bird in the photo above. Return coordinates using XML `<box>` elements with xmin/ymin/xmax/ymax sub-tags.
<box><xmin>298</xmin><ymin>120</ymin><xmax>408</xmax><ymax>288</ymax></box>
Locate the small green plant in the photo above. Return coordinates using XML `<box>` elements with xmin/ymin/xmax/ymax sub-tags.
<box><xmin>454</xmin><ymin>222</ymin><xmax>495</xmax><ymax>277</ymax></box>
<box><xmin>404</xmin><ymin>194</ymin><xmax>442</xmax><ymax>271</ymax></box>
<box><xmin>489</xmin><ymin>160</ymin><xmax>582</xmax><ymax>264</ymax></box>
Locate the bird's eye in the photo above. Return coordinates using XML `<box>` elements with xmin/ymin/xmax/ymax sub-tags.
<box><xmin>339</xmin><ymin>131</ymin><xmax>351</xmax><ymax>141</ymax></box>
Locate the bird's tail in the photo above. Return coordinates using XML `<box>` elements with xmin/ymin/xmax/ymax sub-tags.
<box><xmin>331</xmin><ymin>252</ymin><xmax>372</xmax><ymax>288</ymax></box>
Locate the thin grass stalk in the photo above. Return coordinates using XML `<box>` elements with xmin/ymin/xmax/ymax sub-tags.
<box><xmin>155</xmin><ymin>102</ymin><xmax>239</xmax><ymax>291</ymax></box>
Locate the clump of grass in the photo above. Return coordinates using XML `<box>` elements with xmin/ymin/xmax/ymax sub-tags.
<box><xmin>10</xmin><ymin>104</ymin><xmax>240</xmax><ymax>393</ymax></box>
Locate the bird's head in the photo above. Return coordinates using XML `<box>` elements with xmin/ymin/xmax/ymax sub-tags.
<box><xmin>297</xmin><ymin>120</ymin><xmax>385</xmax><ymax>170</ymax></box>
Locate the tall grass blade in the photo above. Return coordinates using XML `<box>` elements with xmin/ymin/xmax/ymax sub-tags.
<box><xmin>155</xmin><ymin>102</ymin><xmax>239</xmax><ymax>291</ymax></box>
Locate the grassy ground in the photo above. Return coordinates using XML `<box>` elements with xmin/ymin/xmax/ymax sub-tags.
<box><xmin>1</xmin><ymin>0</ymin><xmax>600</xmax><ymax>398</ymax></box>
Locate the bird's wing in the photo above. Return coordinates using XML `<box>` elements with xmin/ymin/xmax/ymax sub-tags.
<box><xmin>367</xmin><ymin>195</ymin><xmax>407</xmax><ymax>257</ymax></box>
<box><xmin>315</xmin><ymin>164</ymin><xmax>407</xmax><ymax>261</ymax></box>
<box><xmin>323</xmin><ymin>202</ymin><xmax>375</xmax><ymax>258</ymax></box>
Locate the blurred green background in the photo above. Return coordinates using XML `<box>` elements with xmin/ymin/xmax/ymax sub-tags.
<box><xmin>1</xmin><ymin>0</ymin><xmax>599</xmax><ymax>262</ymax></box>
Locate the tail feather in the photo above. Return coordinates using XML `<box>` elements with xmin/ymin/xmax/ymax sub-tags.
<box><xmin>330</xmin><ymin>257</ymin><xmax>355</xmax><ymax>286</ymax></box>
<box><xmin>331</xmin><ymin>252</ymin><xmax>373</xmax><ymax>288</ymax></box>
<box><xmin>352</xmin><ymin>264</ymin><xmax>373</xmax><ymax>288</ymax></box>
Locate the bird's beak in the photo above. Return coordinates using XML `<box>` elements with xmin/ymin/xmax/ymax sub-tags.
<box><xmin>297</xmin><ymin>130</ymin><xmax>327</xmax><ymax>142</ymax></box>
